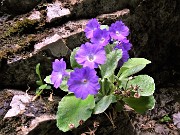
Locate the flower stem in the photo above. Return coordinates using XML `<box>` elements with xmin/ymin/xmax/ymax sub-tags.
<box><xmin>101</xmin><ymin>79</ymin><xmax>106</xmax><ymax>95</ymax></box>
<box><xmin>117</xmin><ymin>69</ymin><xmax>121</xmax><ymax>78</ymax></box>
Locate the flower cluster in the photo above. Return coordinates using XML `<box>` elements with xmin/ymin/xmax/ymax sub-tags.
<box><xmin>83</xmin><ymin>19</ymin><xmax>131</xmax><ymax>67</ymax></box>
<box><xmin>50</xmin><ymin>19</ymin><xmax>132</xmax><ymax>99</ymax></box>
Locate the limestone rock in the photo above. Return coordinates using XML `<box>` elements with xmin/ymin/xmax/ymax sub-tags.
<box><xmin>34</xmin><ymin>34</ymin><xmax>69</xmax><ymax>57</ymax></box>
<box><xmin>46</xmin><ymin>1</ymin><xmax>71</xmax><ymax>23</ymax></box>
<box><xmin>28</xmin><ymin>11</ymin><xmax>41</xmax><ymax>21</ymax></box>
<box><xmin>0</xmin><ymin>9</ymin><xmax>129</xmax><ymax>88</ymax></box>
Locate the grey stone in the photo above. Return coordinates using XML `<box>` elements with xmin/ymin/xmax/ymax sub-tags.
<box><xmin>28</xmin><ymin>11</ymin><xmax>41</xmax><ymax>21</ymax></box>
<box><xmin>64</xmin><ymin>0</ymin><xmax>140</xmax><ymax>18</ymax></box>
<box><xmin>46</xmin><ymin>1</ymin><xmax>71</xmax><ymax>23</ymax></box>
<box><xmin>34</xmin><ymin>34</ymin><xmax>69</xmax><ymax>57</ymax></box>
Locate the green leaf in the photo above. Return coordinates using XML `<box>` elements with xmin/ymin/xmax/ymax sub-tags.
<box><xmin>104</xmin><ymin>44</ymin><xmax>116</xmax><ymax>54</ymax></box>
<box><xmin>118</xmin><ymin>58</ymin><xmax>151</xmax><ymax>79</ymax></box>
<box><xmin>123</xmin><ymin>96</ymin><xmax>155</xmax><ymax>114</ymax></box>
<box><xmin>66</xmin><ymin>69</ymin><xmax>73</xmax><ymax>73</ymax></box>
<box><xmin>45</xmin><ymin>85</ymin><xmax>51</xmax><ymax>90</ymax></box>
<box><xmin>100</xmin><ymin>49</ymin><xmax>122</xmax><ymax>78</ymax></box>
<box><xmin>44</xmin><ymin>75</ymin><xmax>52</xmax><ymax>84</ymax></box>
<box><xmin>99</xmin><ymin>78</ymin><xmax>114</xmax><ymax>95</ymax></box>
<box><xmin>159</xmin><ymin>115</ymin><xmax>171</xmax><ymax>123</ymax></box>
<box><xmin>35</xmin><ymin>88</ymin><xmax>43</xmax><ymax>95</ymax></box>
<box><xmin>70</xmin><ymin>47</ymin><xmax>82</xmax><ymax>69</ymax></box>
<box><xmin>60</xmin><ymin>78</ymin><xmax>69</xmax><ymax>92</ymax></box>
<box><xmin>100</xmin><ymin>25</ymin><xmax>109</xmax><ymax>30</ymax></box>
<box><xmin>114</xmin><ymin>101</ymin><xmax>124</xmax><ymax>112</ymax></box>
<box><xmin>39</xmin><ymin>84</ymin><xmax>47</xmax><ymax>90</ymax></box>
<box><xmin>56</xmin><ymin>94</ymin><xmax>95</xmax><ymax>132</ymax></box>
<box><xmin>35</xmin><ymin>63</ymin><xmax>43</xmax><ymax>84</ymax></box>
<box><xmin>36</xmin><ymin>80</ymin><xmax>43</xmax><ymax>86</ymax></box>
<box><xmin>93</xmin><ymin>95</ymin><xmax>116</xmax><ymax>114</ymax></box>
<box><xmin>94</xmin><ymin>93</ymin><xmax>104</xmax><ymax>102</ymax></box>
<box><xmin>127</xmin><ymin>75</ymin><xmax>155</xmax><ymax>96</ymax></box>
<box><xmin>119</xmin><ymin>65</ymin><xmax>147</xmax><ymax>79</ymax></box>
<box><xmin>36</xmin><ymin>63</ymin><xmax>41</xmax><ymax>76</ymax></box>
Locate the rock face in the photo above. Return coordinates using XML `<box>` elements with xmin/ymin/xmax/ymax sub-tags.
<box><xmin>127</xmin><ymin>0</ymin><xmax>180</xmax><ymax>85</ymax></box>
<box><xmin>0</xmin><ymin>0</ymin><xmax>42</xmax><ymax>15</ymax></box>
<box><xmin>0</xmin><ymin>1</ymin><xmax>130</xmax><ymax>88</ymax></box>
<box><xmin>0</xmin><ymin>0</ymin><xmax>179</xmax><ymax>88</ymax></box>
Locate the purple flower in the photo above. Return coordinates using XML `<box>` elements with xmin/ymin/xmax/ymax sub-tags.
<box><xmin>67</xmin><ymin>67</ymin><xmax>100</xmax><ymax>99</ymax></box>
<box><xmin>115</xmin><ymin>41</ymin><xmax>132</xmax><ymax>67</ymax></box>
<box><xmin>90</xmin><ymin>28</ymin><xmax>110</xmax><ymax>47</ymax></box>
<box><xmin>75</xmin><ymin>42</ymin><xmax>106</xmax><ymax>69</ymax></box>
<box><xmin>118</xmin><ymin>40</ymin><xmax>132</xmax><ymax>51</ymax></box>
<box><xmin>109</xmin><ymin>21</ymin><xmax>129</xmax><ymax>41</ymax></box>
<box><xmin>118</xmin><ymin>50</ymin><xmax>129</xmax><ymax>67</ymax></box>
<box><xmin>51</xmin><ymin>59</ymin><xmax>68</xmax><ymax>89</ymax></box>
<box><xmin>84</xmin><ymin>18</ymin><xmax>100</xmax><ymax>39</ymax></box>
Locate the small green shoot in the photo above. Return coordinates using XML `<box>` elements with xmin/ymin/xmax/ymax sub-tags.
<box><xmin>34</xmin><ymin>63</ymin><xmax>52</xmax><ymax>101</ymax></box>
<box><xmin>159</xmin><ymin>115</ymin><xmax>171</xmax><ymax>123</ymax></box>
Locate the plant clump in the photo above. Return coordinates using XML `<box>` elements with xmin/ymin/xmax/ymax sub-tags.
<box><xmin>35</xmin><ymin>18</ymin><xmax>156</xmax><ymax>133</ymax></box>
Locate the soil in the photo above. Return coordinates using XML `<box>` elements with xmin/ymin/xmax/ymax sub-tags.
<box><xmin>0</xmin><ymin>82</ymin><xmax>180</xmax><ymax>135</ymax></box>
<box><xmin>130</xmin><ymin>85</ymin><xmax>180</xmax><ymax>135</ymax></box>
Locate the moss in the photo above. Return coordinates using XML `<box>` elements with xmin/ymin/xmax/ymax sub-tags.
<box><xmin>0</xmin><ymin>34</ymin><xmax>40</xmax><ymax>59</ymax></box>
<box><xmin>3</xmin><ymin>18</ymin><xmax>39</xmax><ymax>38</ymax></box>
<box><xmin>0</xmin><ymin>13</ymin><xmax>48</xmax><ymax>59</ymax></box>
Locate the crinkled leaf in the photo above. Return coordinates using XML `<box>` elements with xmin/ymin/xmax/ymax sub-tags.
<box><xmin>56</xmin><ymin>94</ymin><xmax>95</xmax><ymax>132</ymax></box>
<box><xmin>119</xmin><ymin>65</ymin><xmax>146</xmax><ymax>79</ymax></box>
<box><xmin>70</xmin><ymin>47</ymin><xmax>82</xmax><ymax>69</ymax></box>
<box><xmin>119</xmin><ymin>58</ymin><xmax>151</xmax><ymax>79</ymax></box>
<box><xmin>93</xmin><ymin>95</ymin><xmax>116</xmax><ymax>114</ymax></box>
<box><xmin>105</xmin><ymin>44</ymin><xmax>112</xmax><ymax>54</ymax></box>
<box><xmin>104</xmin><ymin>44</ymin><xmax>116</xmax><ymax>54</ymax></box>
<box><xmin>127</xmin><ymin>75</ymin><xmax>155</xmax><ymax>96</ymax></box>
<box><xmin>123</xmin><ymin>96</ymin><xmax>155</xmax><ymax>114</ymax></box>
<box><xmin>100</xmin><ymin>49</ymin><xmax>122</xmax><ymax>78</ymax></box>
